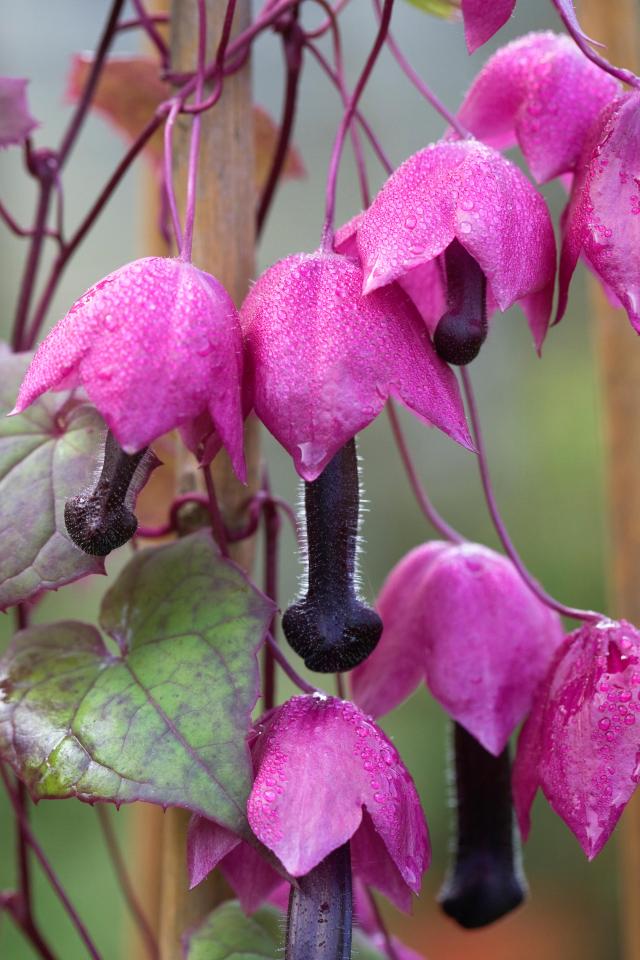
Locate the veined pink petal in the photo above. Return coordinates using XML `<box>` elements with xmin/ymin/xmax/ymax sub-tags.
<box><xmin>558</xmin><ymin>94</ymin><xmax>640</xmax><ymax>333</ymax></box>
<box><xmin>248</xmin><ymin>695</ymin><xmax>430</xmax><ymax>897</ymax></box>
<box><xmin>461</xmin><ymin>0</ymin><xmax>515</xmax><ymax>53</ymax></box>
<box><xmin>358</xmin><ymin>141</ymin><xmax>556</xmax><ymax>344</ymax></box>
<box><xmin>457</xmin><ymin>32</ymin><xmax>619</xmax><ymax>183</ymax></box>
<box><xmin>12</xmin><ymin>257</ymin><xmax>246</xmax><ymax>480</ymax></box>
<box><xmin>351</xmin><ymin>542</ymin><xmax>448</xmax><ymax>718</ymax></box>
<box><xmin>0</xmin><ymin>77</ymin><xmax>38</xmax><ymax>148</ymax></box>
<box><xmin>352</xmin><ymin>542</ymin><xmax>563</xmax><ymax>755</ymax></box>
<box><xmin>514</xmin><ymin>620</ymin><xmax>640</xmax><ymax>860</ymax></box>
<box><xmin>241</xmin><ymin>251</ymin><xmax>472</xmax><ymax>481</ymax></box>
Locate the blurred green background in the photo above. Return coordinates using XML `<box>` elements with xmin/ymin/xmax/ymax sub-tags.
<box><xmin>0</xmin><ymin>0</ymin><xmax>627</xmax><ymax>957</ymax></box>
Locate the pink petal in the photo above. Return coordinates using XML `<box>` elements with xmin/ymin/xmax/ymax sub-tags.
<box><xmin>219</xmin><ymin>841</ymin><xmax>283</xmax><ymax>914</ymax></box>
<box><xmin>355</xmin><ymin>542</ymin><xmax>563</xmax><ymax>755</ymax></box>
<box><xmin>12</xmin><ymin>257</ymin><xmax>246</xmax><ymax>479</ymax></box>
<box><xmin>351</xmin><ymin>542</ymin><xmax>449</xmax><ymax>717</ymax></box>
<box><xmin>358</xmin><ymin>141</ymin><xmax>556</xmax><ymax>343</ymax></box>
<box><xmin>0</xmin><ymin>77</ymin><xmax>38</xmax><ymax>148</ymax></box>
<box><xmin>457</xmin><ymin>32</ymin><xmax>619</xmax><ymax>183</ymax></box>
<box><xmin>353</xmin><ymin>880</ymin><xmax>425</xmax><ymax>960</ymax></box>
<box><xmin>350</xmin><ymin>811</ymin><xmax>413</xmax><ymax>912</ymax></box>
<box><xmin>461</xmin><ymin>0</ymin><xmax>516</xmax><ymax>54</ymax></box>
<box><xmin>187</xmin><ymin>816</ymin><xmax>240</xmax><ymax>889</ymax></box>
<box><xmin>558</xmin><ymin>94</ymin><xmax>640</xmax><ymax>332</ymax></box>
<box><xmin>248</xmin><ymin>695</ymin><xmax>430</xmax><ymax>896</ymax></box>
<box><xmin>514</xmin><ymin>620</ymin><xmax>640</xmax><ymax>859</ymax></box>
<box><xmin>241</xmin><ymin>251</ymin><xmax>472</xmax><ymax>481</ymax></box>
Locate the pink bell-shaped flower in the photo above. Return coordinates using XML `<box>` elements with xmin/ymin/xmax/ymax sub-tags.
<box><xmin>513</xmin><ymin>618</ymin><xmax>640</xmax><ymax>860</ymax></box>
<box><xmin>12</xmin><ymin>256</ymin><xmax>246</xmax><ymax>480</ymax></box>
<box><xmin>351</xmin><ymin>542</ymin><xmax>564</xmax><ymax>755</ymax></box>
<box><xmin>457</xmin><ymin>32</ymin><xmax>619</xmax><ymax>183</ymax></box>
<box><xmin>557</xmin><ymin>93</ymin><xmax>640</xmax><ymax>333</ymax></box>
<box><xmin>356</xmin><ymin>139</ymin><xmax>557</xmax><ymax>355</ymax></box>
<box><xmin>189</xmin><ymin>694</ymin><xmax>430</xmax><ymax>913</ymax></box>
<box><xmin>240</xmin><ymin>250</ymin><xmax>472</xmax><ymax>481</ymax></box>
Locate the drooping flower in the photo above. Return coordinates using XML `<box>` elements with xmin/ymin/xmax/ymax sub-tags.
<box><xmin>356</xmin><ymin>139</ymin><xmax>557</xmax><ymax>353</ymax></box>
<box><xmin>557</xmin><ymin>93</ymin><xmax>640</xmax><ymax>333</ymax></box>
<box><xmin>350</xmin><ymin>541</ymin><xmax>564</xmax><ymax>755</ymax></box>
<box><xmin>12</xmin><ymin>256</ymin><xmax>246</xmax><ymax>481</ymax></box>
<box><xmin>0</xmin><ymin>77</ymin><xmax>38</xmax><ymax>148</ymax></box>
<box><xmin>457</xmin><ymin>32</ymin><xmax>619</xmax><ymax>183</ymax></box>
<box><xmin>189</xmin><ymin>694</ymin><xmax>430</xmax><ymax>913</ymax></box>
<box><xmin>240</xmin><ymin>250</ymin><xmax>473</xmax><ymax>481</ymax></box>
<box><xmin>513</xmin><ymin>618</ymin><xmax>640</xmax><ymax>860</ymax></box>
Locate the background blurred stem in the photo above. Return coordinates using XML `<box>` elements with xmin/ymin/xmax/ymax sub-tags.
<box><xmin>577</xmin><ymin>3</ymin><xmax>640</xmax><ymax>959</ymax></box>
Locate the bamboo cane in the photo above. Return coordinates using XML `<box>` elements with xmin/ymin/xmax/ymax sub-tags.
<box><xmin>156</xmin><ymin>3</ymin><xmax>257</xmax><ymax>958</ymax></box>
<box><xmin>577</xmin><ymin>4</ymin><xmax>640</xmax><ymax>958</ymax></box>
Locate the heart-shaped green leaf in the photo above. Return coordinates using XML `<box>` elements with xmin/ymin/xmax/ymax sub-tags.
<box><xmin>0</xmin><ymin>532</ymin><xmax>275</xmax><ymax>835</ymax></box>
<box><xmin>403</xmin><ymin>0</ymin><xmax>460</xmax><ymax>18</ymax></box>
<box><xmin>0</xmin><ymin>344</ymin><xmax>106</xmax><ymax>610</ymax></box>
<box><xmin>183</xmin><ymin>901</ymin><xmax>388</xmax><ymax>960</ymax></box>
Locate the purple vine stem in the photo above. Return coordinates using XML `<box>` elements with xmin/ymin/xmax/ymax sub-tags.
<box><xmin>460</xmin><ymin>367</ymin><xmax>602</xmax><ymax>624</ymax></box>
<box><xmin>130</xmin><ymin>0</ymin><xmax>169</xmax><ymax>67</ymax></box>
<box><xmin>265</xmin><ymin>633</ymin><xmax>319</xmax><ymax>695</ymax></box>
<box><xmin>321</xmin><ymin>0</ymin><xmax>395</xmax><ymax>251</ymax></box>
<box><xmin>180</xmin><ymin>0</ymin><xmax>208</xmax><ymax>261</ymax></box>
<box><xmin>305</xmin><ymin>41</ymin><xmax>392</xmax><ymax>176</ymax></box>
<box><xmin>202</xmin><ymin>465</ymin><xmax>231</xmax><ymax>559</ymax></box>
<box><xmin>0</xmin><ymin>765</ymin><xmax>102</xmax><ymax>960</ymax></box>
<box><xmin>163</xmin><ymin>101</ymin><xmax>184</xmax><ymax>252</ymax></box>
<box><xmin>257</xmin><ymin>11</ymin><xmax>303</xmax><ymax>236</ymax></box>
<box><xmin>387</xmin><ymin>399</ymin><xmax>465</xmax><ymax>544</ymax></box>
<box><xmin>552</xmin><ymin>0</ymin><xmax>640</xmax><ymax>89</ymax></box>
<box><xmin>373</xmin><ymin>0</ymin><xmax>469</xmax><ymax>139</ymax></box>
<box><xmin>95</xmin><ymin>805</ymin><xmax>159</xmax><ymax>960</ymax></box>
<box><xmin>364</xmin><ymin>886</ymin><xmax>400</xmax><ymax>960</ymax></box>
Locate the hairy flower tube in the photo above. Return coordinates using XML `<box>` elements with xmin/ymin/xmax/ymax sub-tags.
<box><xmin>351</xmin><ymin>541</ymin><xmax>564</xmax><ymax>755</ymax></box>
<box><xmin>557</xmin><ymin>93</ymin><xmax>640</xmax><ymax>333</ymax></box>
<box><xmin>11</xmin><ymin>256</ymin><xmax>247</xmax><ymax>480</ymax></box>
<box><xmin>188</xmin><ymin>695</ymin><xmax>430</xmax><ymax>916</ymax></box>
<box><xmin>513</xmin><ymin>619</ymin><xmax>640</xmax><ymax>860</ymax></box>
<box><xmin>457</xmin><ymin>32</ymin><xmax>619</xmax><ymax>184</ymax></box>
<box><xmin>355</xmin><ymin>139</ymin><xmax>557</xmax><ymax>358</ymax></box>
<box><xmin>240</xmin><ymin>249</ymin><xmax>472</xmax><ymax>481</ymax></box>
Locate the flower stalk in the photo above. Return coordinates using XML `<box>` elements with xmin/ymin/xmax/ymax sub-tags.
<box><xmin>285</xmin><ymin>844</ymin><xmax>353</xmax><ymax>960</ymax></box>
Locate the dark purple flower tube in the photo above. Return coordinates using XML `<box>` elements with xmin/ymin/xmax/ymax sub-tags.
<box><xmin>439</xmin><ymin>722</ymin><xmax>526</xmax><ymax>928</ymax></box>
<box><xmin>434</xmin><ymin>240</ymin><xmax>488</xmax><ymax>366</ymax></box>
<box><xmin>65</xmin><ymin>430</ymin><xmax>157</xmax><ymax>556</ymax></box>
<box><xmin>285</xmin><ymin>843</ymin><xmax>352</xmax><ymax>960</ymax></box>
<box><xmin>282</xmin><ymin>439</ymin><xmax>382</xmax><ymax>672</ymax></box>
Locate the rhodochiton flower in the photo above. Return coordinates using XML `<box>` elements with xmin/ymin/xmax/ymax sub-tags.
<box><xmin>12</xmin><ymin>256</ymin><xmax>246</xmax><ymax>480</ymax></box>
<box><xmin>189</xmin><ymin>694</ymin><xmax>430</xmax><ymax>913</ymax></box>
<box><xmin>557</xmin><ymin>93</ymin><xmax>640</xmax><ymax>333</ymax></box>
<box><xmin>513</xmin><ymin>619</ymin><xmax>640</xmax><ymax>860</ymax></box>
<box><xmin>356</xmin><ymin>139</ymin><xmax>557</xmax><ymax>355</ymax></box>
<box><xmin>351</xmin><ymin>541</ymin><xmax>564</xmax><ymax>755</ymax></box>
<box><xmin>457</xmin><ymin>32</ymin><xmax>619</xmax><ymax>183</ymax></box>
<box><xmin>240</xmin><ymin>249</ymin><xmax>472</xmax><ymax>480</ymax></box>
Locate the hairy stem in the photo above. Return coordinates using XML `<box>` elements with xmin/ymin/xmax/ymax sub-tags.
<box><xmin>285</xmin><ymin>844</ymin><xmax>352</xmax><ymax>960</ymax></box>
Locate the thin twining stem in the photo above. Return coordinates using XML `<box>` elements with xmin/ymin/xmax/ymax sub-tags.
<box><xmin>321</xmin><ymin>0</ymin><xmax>395</xmax><ymax>251</ymax></box>
<box><xmin>373</xmin><ymin>0</ymin><xmax>469</xmax><ymax>139</ymax></box>
<box><xmin>0</xmin><ymin>765</ymin><xmax>102</xmax><ymax>960</ymax></box>
<box><xmin>387</xmin><ymin>400</ymin><xmax>465</xmax><ymax>544</ymax></box>
<box><xmin>551</xmin><ymin>0</ymin><xmax>640</xmax><ymax>89</ymax></box>
<box><xmin>363</xmin><ymin>886</ymin><xmax>400</xmax><ymax>960</ymax></box>
<box><xmin>130</xmin><ymin>0</ymin><xmax>169</xmax><ymax>66</ymax></box>
<box><xmin>460</xmin><ymin>367</ymin><xmax>602</xmax><ymax>623</ymax></box>
<box><xmin>265</xmin><ymin>633</ymin><xmax>319</xmax><ymax>695</ymax></box>
<box><xmin>202</xmin><ymin>465</ymin><xmax>231</xmax><ymax>559</ymax></box>
<box><xmin>96</xmin><ymin>805</ymin><xmax>159</xmax><ymax>960</ymax></box>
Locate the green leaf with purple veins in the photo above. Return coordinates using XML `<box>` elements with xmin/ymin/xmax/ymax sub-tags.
<box><xmin>0</xmin><ymin>532</ymin><xmax>275</xmax><ymax>834</ymax></box>
<box><xmin>0</xmin><ymin>343</ymin><xmax>106</xmax><ymax>610</ymax></box>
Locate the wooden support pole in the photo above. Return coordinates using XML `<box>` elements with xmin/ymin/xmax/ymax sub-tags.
<box><xmin>577</xmin><ymin>4</ymin><xmax>640</xmax><ymax>959</ymax></box>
